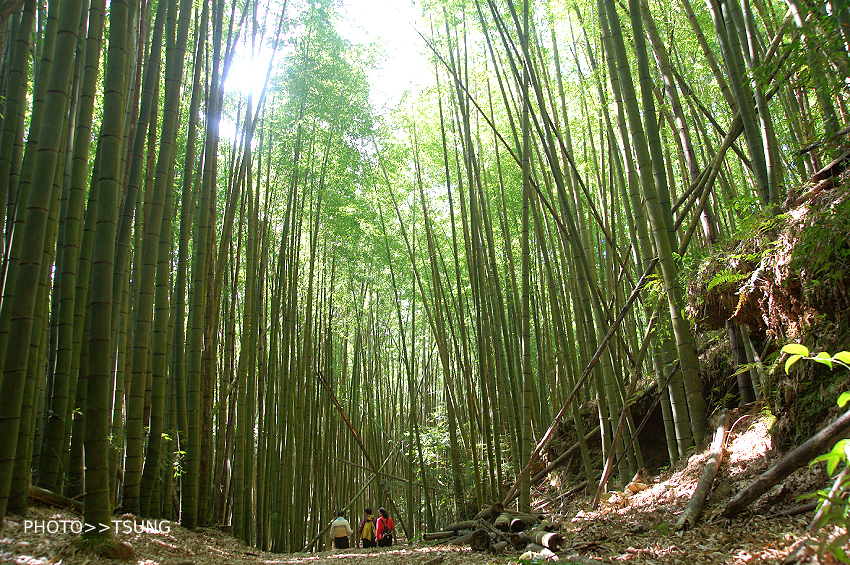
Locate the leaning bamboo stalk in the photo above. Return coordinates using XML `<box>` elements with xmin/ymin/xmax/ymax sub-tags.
<box><xmin>531</xmin><ymin>425</ymin><xmax>599</xmax><ymax>484</ymax></box>
<box><xmin>302</xmin><ymin>453</ymin><xmax>391</xmax><ymax>551</ymax></box>
<box><xmin>503</xmin><ymin>259</ymin><xmax>658</xmax><ymax>506</ymax></box>
<box><xmin>809</xmin><ymin>466</ymin><xmax>850</xmax><ymax>533</ymax></box>
<box><xmin>676</xmin><ymin>410</ymin><xmax>730</xmax><ymax>529</ymax></box>
<box><xmin>314</xmin><ymin>369</ymin><xmax>410</xmax><ymax>541</ymax></box>
<box><xmin>591</xmin><ymin>301</ymin><xmax>661</xmax><ymax>508</ymax></box>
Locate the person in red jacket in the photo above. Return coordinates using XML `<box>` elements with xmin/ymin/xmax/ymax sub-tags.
<box><xmin>376</xmin><ymin>507</ymin><xmax>394</xmax><ymax>547</ymax></box>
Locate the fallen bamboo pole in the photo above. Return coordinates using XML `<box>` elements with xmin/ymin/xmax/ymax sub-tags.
<box><xmin>723</xmin><ymin>406</ymin><xmax>850</xmax><ymax>517</ymax></box>
<box><xmin>677</xmin><ymin>410</ymin><xmax>729</xmax><ymax>529</ymax></box>
<box><xmin>28</xmin><ymin>485</ymin><xmax>84</xmax><ymax>512</ymax></box>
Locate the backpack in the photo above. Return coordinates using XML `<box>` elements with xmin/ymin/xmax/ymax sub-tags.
<box><xmin>361</xmin><ymin>517</ymin><xmax>375</xmax><ymax>540</ymax></box>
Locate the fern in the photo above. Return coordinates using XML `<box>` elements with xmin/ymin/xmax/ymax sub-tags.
<box><xmin>707</xmin><ymin>270</ymin><xmax>749</xmax><ymax>291</ymax></box>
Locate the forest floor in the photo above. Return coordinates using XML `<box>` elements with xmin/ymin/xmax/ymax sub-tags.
<box><xmin>2</xmin><ymin>409</ymin><xmax>846</xmax><ymax>565</ymax></box>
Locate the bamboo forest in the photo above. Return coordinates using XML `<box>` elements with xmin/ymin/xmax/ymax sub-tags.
<box><xmin>0</xmin><ymin>0</ymin><xmax>849</xmax><ymax>561</ymax></box>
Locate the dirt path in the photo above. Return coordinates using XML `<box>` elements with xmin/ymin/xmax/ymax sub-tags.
<box><xmin>0</xmin><ymin>416</ymin><xmax>841</xmax><ymax>564</ymax></box>
<box><xmin>1</xmin><ymin>508</ymin><xmax>490</xmax><ymax>565</ymax></box>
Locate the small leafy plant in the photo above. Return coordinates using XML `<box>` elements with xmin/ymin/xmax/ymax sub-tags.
<box><xmin>781</xmin><ymin>343</ymin><xmax>850</xmax><ymax>374</ymax></box>
<box><xmin>783</xmin><ymin>344</ymin><xmax>850</xmax><ymax>563</ymax></box>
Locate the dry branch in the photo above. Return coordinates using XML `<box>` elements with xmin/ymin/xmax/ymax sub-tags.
<box><xmin>767</xmin><ymin>501</ymin><xmax>819</xmax><ymax>518</ymax></box>
<box><xmin>677</xmin><ymin>410</ymin><xmax>729</xmax><ymax>529</ymax></box>
<box><xmin>723</xmin><ymin>407</ymin><xmax>850</xmax><ymax>517</ymax></box>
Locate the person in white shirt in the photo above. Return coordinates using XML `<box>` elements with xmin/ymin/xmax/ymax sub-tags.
<box><xmin>330</xmin><ymin>511</ymin><xmax>354</xmax><ymax>549</ymax></box>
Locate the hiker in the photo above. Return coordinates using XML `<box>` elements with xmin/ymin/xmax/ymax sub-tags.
<box><xmin>357</xmin><ymin>507</ymin><xmax>376</xmax><ymax>548</ymax></box>
<box><xmin>376</xmin><ymin>507</ymin><xmax>394</xmax><ymax>547</ymax></box>
<box><xmin>329</xmin><ymin>510</ymin><xmax>353</xmax><ymax>549</ymax></box>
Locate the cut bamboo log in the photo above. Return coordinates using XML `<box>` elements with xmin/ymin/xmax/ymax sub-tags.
<box><xmin>494</xmin><ymin>512</ymin><xmax>512</xmax><ymax>530</ymax></box>
<box><xmin>446</xmin><ymin>530</ymin><xmax>477</xmax><ymax>546</ymax></box>
<box><xmin>476</xmin><ymin>517</ymin><xmax>514</xmax><ymax>545</ymax></box>
<box><xmin>423</xmin><ymin>531</ymin><xmax>457</xmax><ymax>540</ymax></box>
<box><xmin>530</xmin><ymin>530</ymin><xmax>563</xmax><ymax>550</ymax></box>
<box><xmin>474</xmin><ymin>502</ymin><xmax>504</xmax><ymax>521</ymax></box>
<box><xmin>509</xmin><ymin>512</ymin><xmax>538</xmax><ymax>531</ymax></box>
<box><xmin>537</xmin><ymin>518</ymin><xmax>555</xmax><ymax>531</ymax></box>
<box><xmin>510</xmin><ymin>532</ymin><xmax>532</xmax><ymax>549</ymax></box>
<box><xmin>488</xmin><ymin>540</ymin><xmax>509</xmax><ymax>555</ymax></box>
<box><xmin>723</xmin><ymin>406</ymin><xmax>850</xmax><ymax>517</ymax></box>
<box><xmin>676</xmin><ymin>409</ymin><xmax>729</xmax><ymax>529</ymax></box>
<box><xmin>470</xmin><ymin>529</ymin><xmax>491</xmax><ymax>551</ymax></box>
<box><xmin>444</xmin><ymin>520</ymin><xmax>478</xmax><ymax>531</ymax></box>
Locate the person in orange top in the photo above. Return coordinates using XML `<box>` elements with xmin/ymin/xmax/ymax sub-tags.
<box><xmin>376</xmin><ymin>507</ymin><xmax>394</xmax><ymax>547</ymax></box>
